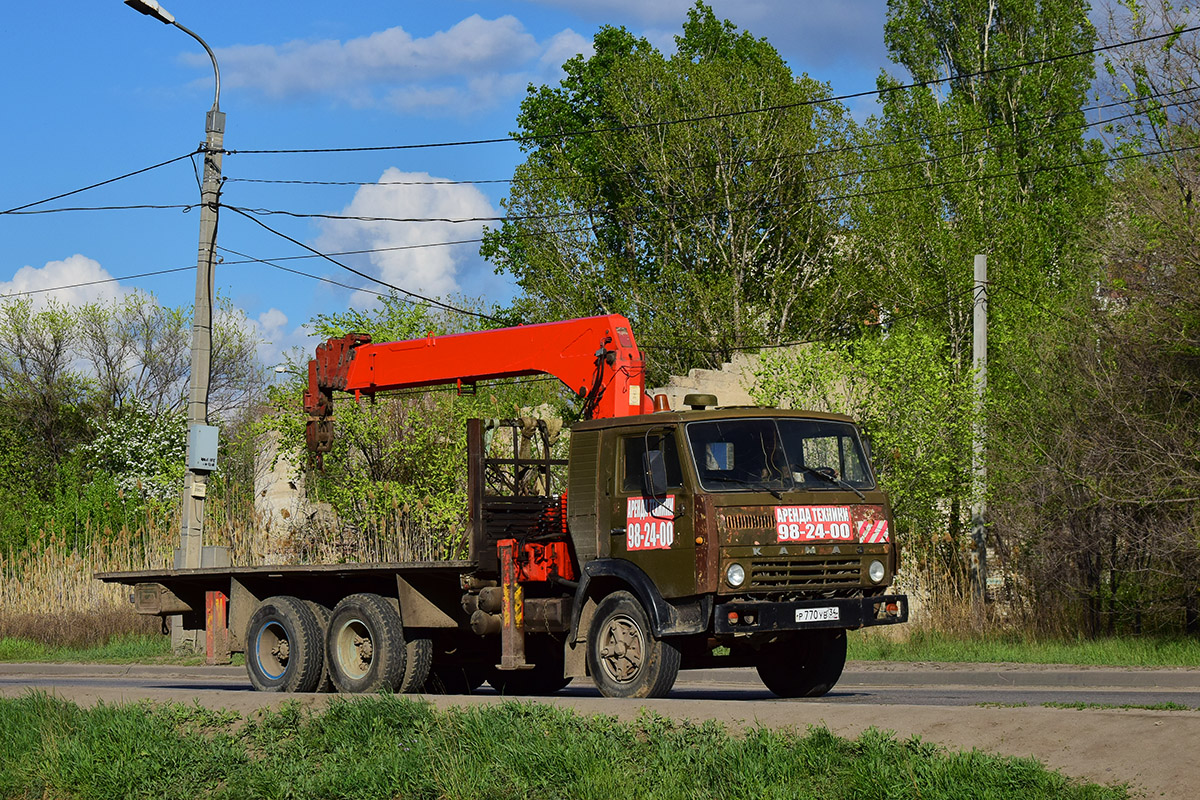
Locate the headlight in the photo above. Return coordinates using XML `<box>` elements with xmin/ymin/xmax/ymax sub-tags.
<box><xmin>726</xmin><ymin>562</ymin><xmax>746</xmax><ymax>588</ymax></box>
<box><xmin>868</xmin><ymin>560</ymin><xmax>886</xmax><ymax>584</ymax></box>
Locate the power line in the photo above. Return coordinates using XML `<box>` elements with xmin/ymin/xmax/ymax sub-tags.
<box><xmin>0</xmin><ymin>266</ymin><xmax>194</xmax><ymax>300</ymax></box>
<box><xmin>217</xmin><ymin>244</ymin><xmax>418</xmax><ymax>303</ymax></box>
<box><xmin>641</xmin><ymin>285</ymin><xmax>983</xmax><ymax>356</ymax></box>
<box><xmin>224</xmin><ymin>205</ymin><xmax>500</xmax><ymax>322</ymax></box>
<box><xmin>224</xmin><ymin>136</ymin><xmax>1200</xmax><ymax>229</ymax></box>
<box><xmin>216</xmin><ymin>238</ymin><xmax>486</xmax><ymax>264</ymax></box>
<box><xmin>225</xmin><ymin>26</ymin><xmax>1199</xmax><ymax>157</ymax></box>
<box><xmin>223</xmin><ymin>85</ymin><xmax>1197</xmax><ymax>190</ymax></box>
<box><xmin>1</xmin><ymin>151</ymin><xmax>199</xmax><ymax>215</ymax></box>
<box><xmin>2</xmin><ymin>203</ymin><xmax>196</xmax><ymax>216</ymax></box>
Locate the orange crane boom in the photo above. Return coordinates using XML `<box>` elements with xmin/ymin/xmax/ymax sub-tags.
<box><xmin>304</xmin><ymin>314</ymin><xmax>654</xmax><ymax>456</ymax></box>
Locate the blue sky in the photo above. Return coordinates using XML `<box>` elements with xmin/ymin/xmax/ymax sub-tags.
<box><xmin>0</xmin><ymin>1</ymin><xmax>895</xmax><ymax>364</ymax></box>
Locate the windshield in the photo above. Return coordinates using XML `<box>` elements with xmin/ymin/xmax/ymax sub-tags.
<box><xmin>686</xmin><ymin>418</ymin><xmax>875</xmax><ymax>494</ymax></box>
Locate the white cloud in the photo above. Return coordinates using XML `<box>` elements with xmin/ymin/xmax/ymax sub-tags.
<box><xmin>315</xmin><ymin>168</ymin><xmax>498</xmax><ymax>308</ymax></box>
<box><xmin>522</xmin><ymin>0</ymin><xmax>889</xmax><ymax>71</ymax></box>
<box><xmin>0</xmin><ymin>254</ymin><xmax>128</xmax><ymax>309</ymax></box>
<box><xmin>204</xmin><ymin>15</ymin><xmax>591</xmax><ymax>113</ymax></box>
<box><xmin>249</xmin><ymin>307</ymin><xmax>315</xmax><ymax>369</ymax></box>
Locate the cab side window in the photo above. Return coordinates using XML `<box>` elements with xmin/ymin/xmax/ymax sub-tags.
<box><xmin>622</xmin><ymin>432</ymin><xmax>683</xmax><ymax>493</ymax></box>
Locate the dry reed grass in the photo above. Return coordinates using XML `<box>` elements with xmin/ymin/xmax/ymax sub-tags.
<box><xmin>0</xmin><ymin>499</ymin><xmax>468</xmax><ymax>645</ymax></box>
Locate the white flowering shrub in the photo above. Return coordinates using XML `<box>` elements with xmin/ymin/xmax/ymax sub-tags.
<box><xmin>81</xmin><ymin>403</ymin><xmax>187</xmax><ymax>506</ymax></box>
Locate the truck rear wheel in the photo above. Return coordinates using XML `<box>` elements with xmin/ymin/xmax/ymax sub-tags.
<box><xmin>304</xmin><ymin>601</ymin><xmax>335</xmax><ymax>693</ymax></box>
<box><xmin>399</xmin><ymin>638</ymin><xmax>433</xmax><ymax>694</ymax></box>
<box><xmin>586</xmin><ymin>591</ymin><xmax>680</xmax><ymax>698</ymax></box>
<box><xmin>326</xmin><ymin>593</ymin><xmax>408</xmax><ymax>693</ymax></box>
<box><xmin>756</xmin><ymin>629</ymin><xmax>847</xmax><ymax>698</ymax></box>
<box><xmin>246</xmin><ymin>595</ymin><xmax>325</xmax><ymax>693</ymax></box>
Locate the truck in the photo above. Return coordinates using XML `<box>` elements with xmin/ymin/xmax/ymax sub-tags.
<box><xmin>99</xmin><ymin>314</ymin><xmax>908</xmax><ymax>699</ymax></box>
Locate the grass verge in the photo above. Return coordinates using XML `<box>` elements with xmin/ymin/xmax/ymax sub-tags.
<box><xmin>850</xmin><ymin>628</ymin><xmax>1200</xmax><ymax>667</ymax></box>
<box><xmin>0</xmin><ymin>693</ymin><xmax>1126</xmax><ymax>800</ymax></box>
<box><xmin>0</xmin><ymin>633</ymin><xmax>174</xmax><ymax>664</ymax></box>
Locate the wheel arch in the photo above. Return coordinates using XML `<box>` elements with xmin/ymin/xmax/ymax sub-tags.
<box><xmin>568</xmin><ymin>559</ymin><xmax>711</xmax><ymax>641</ymax></box>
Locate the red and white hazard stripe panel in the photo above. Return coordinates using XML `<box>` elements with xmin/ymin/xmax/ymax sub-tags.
<box><xmin>857</xmin><ymin>519</ymin><xmax>890</xmax><ymax>543</ymax></box>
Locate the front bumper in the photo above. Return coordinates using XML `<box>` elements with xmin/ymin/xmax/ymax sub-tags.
<box><xmin>713</xmin><ymin>593</ymin><xmax>908</xmax><ymax>634</ymax></box>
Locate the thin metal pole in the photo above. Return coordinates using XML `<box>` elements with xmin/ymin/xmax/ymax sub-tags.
<box><xmin>971</xmin><ymin>254</ymin><xmax>988</xmax><ymax>603</ymax></box>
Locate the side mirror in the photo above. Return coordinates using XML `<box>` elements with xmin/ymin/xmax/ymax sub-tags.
<box><xmin>643</xmin><ymin>449</ymin><xmax>668</xmax><ymax>497</ymax></box>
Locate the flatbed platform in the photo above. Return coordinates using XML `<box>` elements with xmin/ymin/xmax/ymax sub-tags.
<box><xmin>96</xmin><ymin>560</ymin><xmax>477</xmax><ymax>586</ymax></box>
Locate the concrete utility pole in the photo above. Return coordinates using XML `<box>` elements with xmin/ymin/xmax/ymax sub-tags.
<box><xmin>971</xmin><ymin>254</ymin><xmax>988</xmax><ymax>603</ymax></box>
<box><xmin>125</xmin><ymin>0</ymin><xmax>226</xmax><ymax>650</ymax></box>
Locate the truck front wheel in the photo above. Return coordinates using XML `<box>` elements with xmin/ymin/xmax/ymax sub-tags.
<box><xmin>755</xmin><ymin>629</ymin><xmax>847</xmax><ymax>698</ymax></box>
<box><xmin>246</xmin><ymin>596</ymin><xmax>326</xmax><ymax>693</ymax></box>
<box><xmin>586</xmin><ymin>591</ymin><xmax>680</xmax><ymax>698</ymax></box>
<box><xmin>326</xmin><ymin>593</ymin><xmax>408</xmax><ymax>693</ymax></box>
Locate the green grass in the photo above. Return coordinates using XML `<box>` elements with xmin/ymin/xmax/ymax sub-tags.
<box><xmin>0</xmin><ymin>633</ymin><xmax>175</xmax><ymax>664</ymax></box>
<box><xmin>977</xmin><ymin>701</ymin><xmax>1196</xmax><ymax>711</ymax></box>
<box><xmin>1040</xmin><ymin>701</ymin><xmax>1195</xmax><ymax>711</ymax></box>
<box><xmin>0</xmin><ymin>693</ymin><xmax>1126</xmax><ymax>800</ymax></box>
<box><xmin>850</xmin><ymin>629</ymin><xmax>1200</xmax><ymax>667</ymax></box>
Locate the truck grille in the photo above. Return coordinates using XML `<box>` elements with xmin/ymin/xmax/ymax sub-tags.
<box><xmin>749</xmin><ymin>556</ymin><xmax>861</xmax><ymax>590</ymax></box>
<box><xmin>723</xmin><ymin>513</ymin><xmax>773</xmax><ymax>530</ymax></box>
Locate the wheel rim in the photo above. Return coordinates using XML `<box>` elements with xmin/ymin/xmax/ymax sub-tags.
<box><xmin>335</xmin><ymin>617</ymin><xmax>373</xmax><ymax>679</ymax></box>
<box><xmin>597</xmin><ymin>613</ymin><xmax>645</xmax><ymax>684</ymax></box>
<box><xmin>255</xmin><ymin>620</ymin><xmax>289</xmax><ymax>680</ymax></box>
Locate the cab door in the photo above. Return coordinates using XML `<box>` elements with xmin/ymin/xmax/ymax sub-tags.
<box><xmin>609</xmin><ymin>428</ymin><xmax>696</xmax><ymax>598</ymax></box>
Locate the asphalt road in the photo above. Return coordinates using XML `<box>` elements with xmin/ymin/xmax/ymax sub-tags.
<box><xmin>3</xmin><ymin>661</ymin><xmax>1199</xmax><ymax>798</ymax></box>
<box><xmin>3</xmin><ymin>660</ymin><xmax>1199</xmax><ymax>707</ymax></box>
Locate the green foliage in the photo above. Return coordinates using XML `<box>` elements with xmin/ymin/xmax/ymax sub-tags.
<box><xmin>80</xmin><ymin>401</ymin><xmax>187</xmax><ymax>505</ymax></box>
<box><xmin>754</xmin><ymin>328</ymin><xmax>976</xmax><ymax>574</ymax></box>
<box><xmin>483</xmin><ymin>2</ymin><xmax>858</xmax><ymax>382</ymax></box>
<box><xmin>265</xmin><ymin>296</ymin><xmax>568</xmax><ymax>560</ymax></box>
<box><xmin>0</xmin><ymin>292</ymin><xmax>265</xmax><ymax>559</ymax></box>
<box><xmin>0</xmin><ymin>695</ymin><xmax>1129</xmax><ymax>799</ymax></box>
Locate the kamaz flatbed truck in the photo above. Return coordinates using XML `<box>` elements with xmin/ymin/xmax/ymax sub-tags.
<box><xmin>100</xmin><ymin>315</ymin><xmax>907</xmax><ymax>698</ymax></box>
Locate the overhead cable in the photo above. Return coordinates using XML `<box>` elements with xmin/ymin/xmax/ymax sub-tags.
<box><xmin>225</xmin><ymin>26</ymin><xmax>1199</xmax><ymax>156</ymax></box>
<box><xmin>224</xmin><ymin>85</ymin><xmax>1198</xmax><ymax>189</ymax></box>
<box><xmin>1</xmin><ymin>151</ymin><xmax>199</xmax><ymax>215</ymax></box>
<box><xmin>224</xmin><ymin>205</ymin><xmax>500</xmax><ymax>322</ymax></box>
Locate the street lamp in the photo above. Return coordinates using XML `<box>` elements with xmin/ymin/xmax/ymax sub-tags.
<box><xmin>125</xmin><ymin>0</ymin><xmax>226</xmax><ymax>649</ymax></box>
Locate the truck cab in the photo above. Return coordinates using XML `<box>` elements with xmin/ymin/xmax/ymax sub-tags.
<box><xmin>555</xmin><ymin>396</ymin><xmax>906</xmax><ymax>698</ymax></box>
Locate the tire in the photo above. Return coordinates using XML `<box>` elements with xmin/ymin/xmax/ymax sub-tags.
<box><xmin>756</xmin><ymin>629</ymin><xmax>847</xmax><ymax>698</ymax></box>
<box><xmin>423</xmin><ymin>663</ymin><xmax>487</xmax><ymax>695</ymax></box>
<box><xmin>399</xmin><ymin>637</ymin><xmax>434</xmax><ymax>694</ymax></box>
<box><xmin>326</xmin><ymin>593</ymin><xmax>408</xmax><ymax>694</ymax></box>
<box><xmin>304</xmin><ymin>601</ymin><xmax>335</xmax><ymax>693</ymax></box>
<box><xmin>245</xmin><ymin>595</ymin><xmax>325</xmax><ymax>693</ymax></box>
<box><xmin>486</xmin><ymin>638</ymin><xmax>572</xmax><ymax>696</ymax></box>
<box><xmin>586</xmin><ymin>591</ymin><xmax>680</xmax><ymax>699</ymax></box>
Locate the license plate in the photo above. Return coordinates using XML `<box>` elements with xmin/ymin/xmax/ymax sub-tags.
<box><xmin>795</xmin><ymin>606</ymin><xmax>840</xmax><ymax>623</ymax></box>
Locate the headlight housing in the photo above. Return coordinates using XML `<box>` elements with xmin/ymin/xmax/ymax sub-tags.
<box><xmin>868</xmin><ymin>560</ymin><xmax>886</xmax><ymax>584</ymax></box>
<box><xmin>726</xmin><ymin>562</ymin><xmax>746</xmax><ymax>588</ymax></box>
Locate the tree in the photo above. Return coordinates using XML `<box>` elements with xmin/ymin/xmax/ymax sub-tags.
<box><xmin>482</xmin><ymin>2</ymin><xmax>858</xmax><ymax>381</ymax></box>
<box><xmin>992</xmin><ymin>0</ymin><xmax>1200</xmax><ymax>634</ymax></box>
<box><xmin>830</xmin><ymin>0</ymin><xmax>1109</xmax><ymax>588</ymax></box>
<box><xmin>0</xmin><ymin>293</ymin><xmax>268</xmax><ymax>553</ymax></box>
<box><xmin>265</xmin><ymin>296</ymin><xmax>568</xmax><ymax>562</ymax></box>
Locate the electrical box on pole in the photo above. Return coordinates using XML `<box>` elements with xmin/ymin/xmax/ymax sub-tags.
<box><xmin>187</xmin><ymin>425</ymin><xmax>219</xmax><ymax>471</ymax></box>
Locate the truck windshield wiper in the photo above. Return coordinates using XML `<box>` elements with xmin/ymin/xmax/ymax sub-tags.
<box><xmin>717</xmin><ymin>475</ymin><xmax>785</xmax><ymax>500</ymax></box>
<box><xmin>796</xmin><ymin>466</ymin><xmax>866</xmax><ymax>501</ymax></box>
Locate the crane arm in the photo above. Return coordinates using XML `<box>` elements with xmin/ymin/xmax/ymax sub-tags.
<box><xmin>303</xmin><ymin>315</ymin><xmax>654</xmax><ymax>455</ymax></box>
